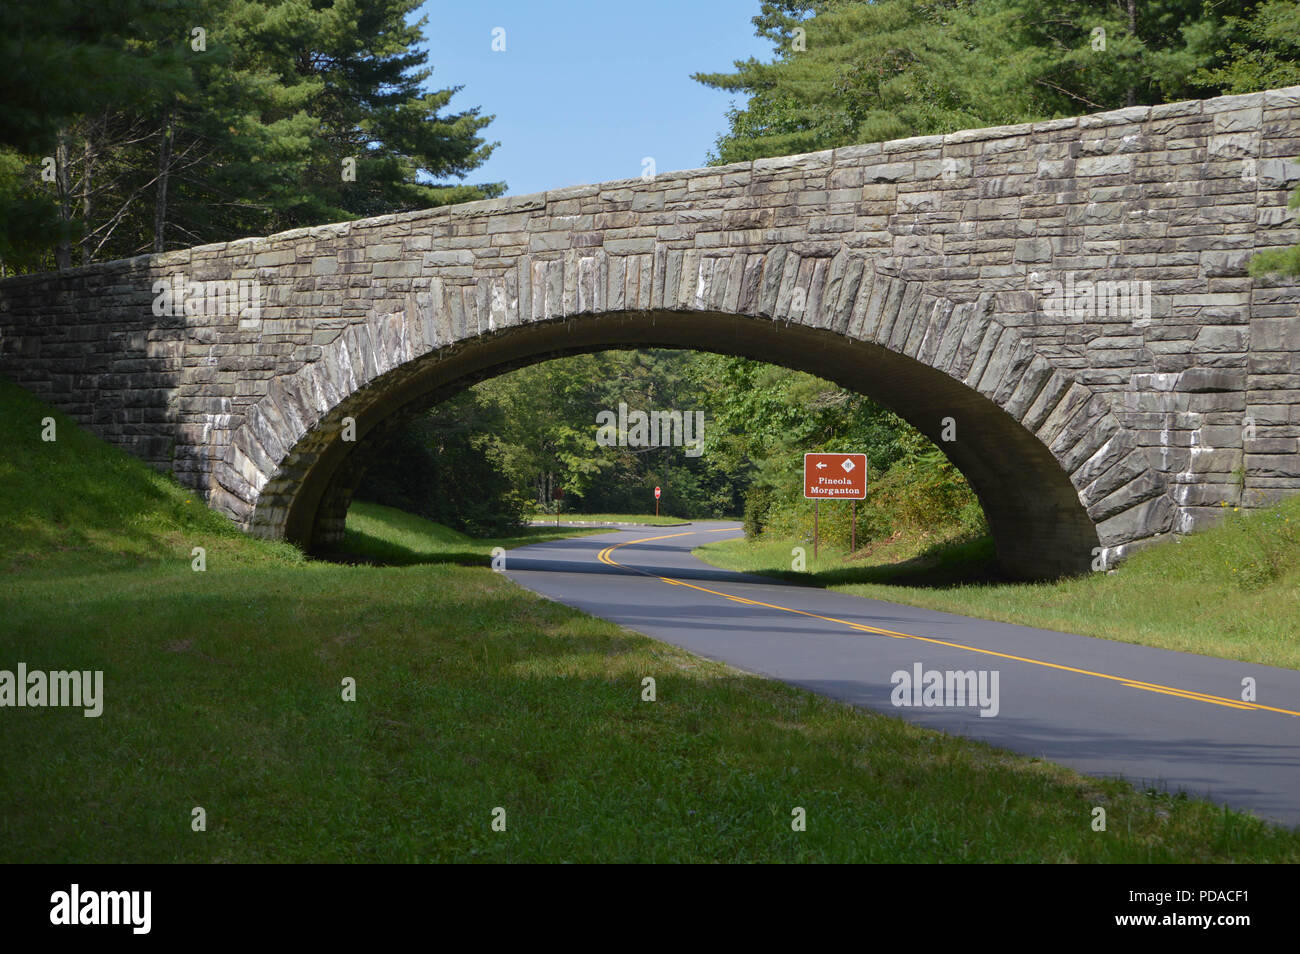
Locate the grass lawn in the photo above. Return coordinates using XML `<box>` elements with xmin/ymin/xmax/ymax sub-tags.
<box><xmin>3</xmin><ymin>374</ymin><xmax>1299</xmax><ymax>861</ymax></box>
<box><xmin>338</xmin><ymin>501</ymin><xmax>603</xmax><ymax>565</ymax></box>
<box><xmin>693</xmin><ymin>500</ymin><xmax>1300</xmax><ymax>671</ymax></box>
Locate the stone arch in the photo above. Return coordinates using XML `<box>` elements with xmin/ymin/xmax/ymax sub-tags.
<box><xmin>5</xmin><ymin>85</ymin><xmax>1294</xmax><ymax>578</ymax></box>
<box><xmin>212</xmin><ymin>256</ymin><xmax>1176</xmax><ymax>580</ymax></box>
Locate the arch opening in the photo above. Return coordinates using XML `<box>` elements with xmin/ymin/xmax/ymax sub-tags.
<box><xmin>242</xmin><ymin>310</ymin><xmax>1104</xmax><ymax>580</ymax></box>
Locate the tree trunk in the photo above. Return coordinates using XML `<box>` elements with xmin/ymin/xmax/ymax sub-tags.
<box><xmin>54</xmin><ymin>128</ymin><xmax>72</xmax><ymax>271</ymax></box>
<box><xmin>153</xmin><ymin>108</ymin><xmax>174</xmax><ymax>253</ymax></box>
<box><xmin>1125</xmin><ymin>0</ymin><xmax>1137</xmax><ymax>107</ymax></box>
<box><xmin>81</xmin><ymin>130</ymin><xmax>94</xmax><ymax>267</ymax></box>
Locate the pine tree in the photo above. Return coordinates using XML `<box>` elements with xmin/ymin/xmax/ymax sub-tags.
<box><xmin>0</xmin><ymin>0</ymin><xmax>502</xmax><ymax>271</ymax></box>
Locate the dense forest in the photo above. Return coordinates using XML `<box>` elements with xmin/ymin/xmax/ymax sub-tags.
<box><xmin>3</xmin><ymin>1</ymin><xmax>1298</xmax><ymax>550</ymax></box>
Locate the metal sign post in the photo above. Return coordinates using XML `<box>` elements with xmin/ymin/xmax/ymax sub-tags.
<box><xmin>814</xmin><ymin>499</ymin><xmax>819</xmax><ymax>560</ymax></box>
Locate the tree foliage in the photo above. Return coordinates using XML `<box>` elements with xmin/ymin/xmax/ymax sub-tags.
<box><xmin>695</xmin><ymin>0</ymin><xmax>1278</xmax><ymax>164</ymax></box>
<box><xmin>0</xmin><ymin>0</ymin><xmax>501</xmax><ymax>272</ymax></box>
<box><xmin>354</xmin><ymin>390</ymin><xmax>528</xmax><ymax>537</ymax></box>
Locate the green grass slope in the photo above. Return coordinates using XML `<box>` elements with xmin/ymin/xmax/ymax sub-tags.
<box><xmin>0</xmin><ymin>376</ymin><xmax>301</xmax><ymax>577</ymax></box>
<box><xmin>2</xmin><ymin>374</ymin><xmax>1298</xmax><ymax>861</ymax></box>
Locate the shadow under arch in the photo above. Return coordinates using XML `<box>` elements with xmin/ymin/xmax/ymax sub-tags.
<box><xmin>225</xmin><ymin>308</ymin><xmax>1118</xmax><ymax>580</ymax></box>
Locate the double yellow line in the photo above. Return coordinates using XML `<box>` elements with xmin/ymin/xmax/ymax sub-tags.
<box><xmin>596</xmin><ymin>530</ymin><xmax>1300</xmax><ymax>718</ymax></box>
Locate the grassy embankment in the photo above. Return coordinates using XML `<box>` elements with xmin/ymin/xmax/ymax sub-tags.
<box><xmin>2</xmin><ymin>374</ymin><xmax>1298</xmax><ymax>860</ymax></box>
<box><xmin>694</xmin><ymin>501</ymin><xmax>1300</xmax><ymax>670</ymax></box>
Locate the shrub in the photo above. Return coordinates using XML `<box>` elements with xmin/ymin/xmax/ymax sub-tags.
<box><xmin>743</xmin><ymin>485</ymin><xmax>774</xmax><ymax>539</ymax></box>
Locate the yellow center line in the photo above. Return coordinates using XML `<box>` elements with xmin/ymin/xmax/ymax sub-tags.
<box><xmin>1122</xmin><ymin>683</ymin><xmax>1257</xmax><ymax>710</ymax></box>
<box><xmin>593</xmin><ymin>529</ymin><xmax>1300</xmax><ymax>719</ymax></box>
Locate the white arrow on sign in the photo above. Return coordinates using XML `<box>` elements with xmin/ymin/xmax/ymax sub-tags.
<box><xmin>841</xmin><ymin>459</ymin><xmax>855</xmax><ymax>473</ymax></box>
<box><xmin>816</xmin><ymin>462</ymin><xmax>827</xmax><ymax>469</ymax></box>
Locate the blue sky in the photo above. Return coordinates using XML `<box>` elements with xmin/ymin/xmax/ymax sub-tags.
<box><xmin>416</xmin><ymin>1</ymin><xmax>773</xmax><ymax>197</ymax></box>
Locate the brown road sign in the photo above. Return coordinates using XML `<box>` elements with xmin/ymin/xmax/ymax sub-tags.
<box><xmin>803</xmin><ymin>453</ymin><xmax>867</xmax><ymax>499</ymax></box>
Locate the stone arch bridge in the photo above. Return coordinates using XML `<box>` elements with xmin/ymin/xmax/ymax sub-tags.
<box><xmin>2</xmin><ymin>87</ymin><xmax>1299</xmax><ymax>579</ymax></box>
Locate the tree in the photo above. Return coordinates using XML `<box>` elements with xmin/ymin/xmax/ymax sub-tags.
<box><xmin>353</xmin><ymin>388</ymin><xmax>527</xmax><ymax>536</ymax></box>
<box><xmin>695</xmin><ymin>0</ymin><xmax>1264</xmax><ymax>163</ymax></box>
<box><xmin>0</xmin><ymin>0</ymin><xmax>189</xmax><ymax>272</ymax></box>
<box><xmin>0</xmin><ymin>0</ymin><xmax>502</xmax><ymax>272</ymax></box>
<box><xmin>0</xmin><ymin>0</ymin><xmax>185</xmax><ymax>155</ymax></box>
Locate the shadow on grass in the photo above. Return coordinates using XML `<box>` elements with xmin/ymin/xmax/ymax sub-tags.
<box><xmin>0</xmin><ymin>375</ymin><xmax>251</xmax><ymax>573</ymax></box>
<box><xmin>315</xmin><ymin>525</ymin><xmax>602</xmax><ymax>568</ymax></box>
<box><xmin>733</xmin><ymin>534</ymin><xmax>1017</xmax><ymax>590</ymax></box>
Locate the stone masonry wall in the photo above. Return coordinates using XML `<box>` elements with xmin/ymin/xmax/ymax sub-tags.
<box><xmin>0</xmin><ymin>86</ymin><xmax>1298</xmax><ymax>569</ymax></box>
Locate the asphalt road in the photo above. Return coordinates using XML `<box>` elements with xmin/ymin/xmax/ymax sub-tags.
<box><xmin>505</xmin><ymin>520</ymin><xmax>1300</xmax><ymax>828</ymax></box>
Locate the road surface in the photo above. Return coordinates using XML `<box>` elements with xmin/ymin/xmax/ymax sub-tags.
<box><xmin>505</xmin><ymin>521</ymin><xmax>1300</xmax><ymax>827</ymax></box>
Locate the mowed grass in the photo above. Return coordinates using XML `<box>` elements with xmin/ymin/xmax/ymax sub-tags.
<box><xmin>694</xmin><ymin>501</ymin><xmax>1300</xmax><ymax>671</ymax></box>
<box><xmin>3</xmin><ymin>375</ymin><xmax>1300</xmax><ymax>860</ymax></box>
<box><xmin>338</xmin><ymin>500</ymin><xmax>602</xmax><ymax>566</ymax></box>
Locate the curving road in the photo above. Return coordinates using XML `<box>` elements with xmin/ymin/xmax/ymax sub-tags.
<box><xmin>505</xmin><ymin>521</ymin><xmax>1300</xmax><ymax>827</ymax></box>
